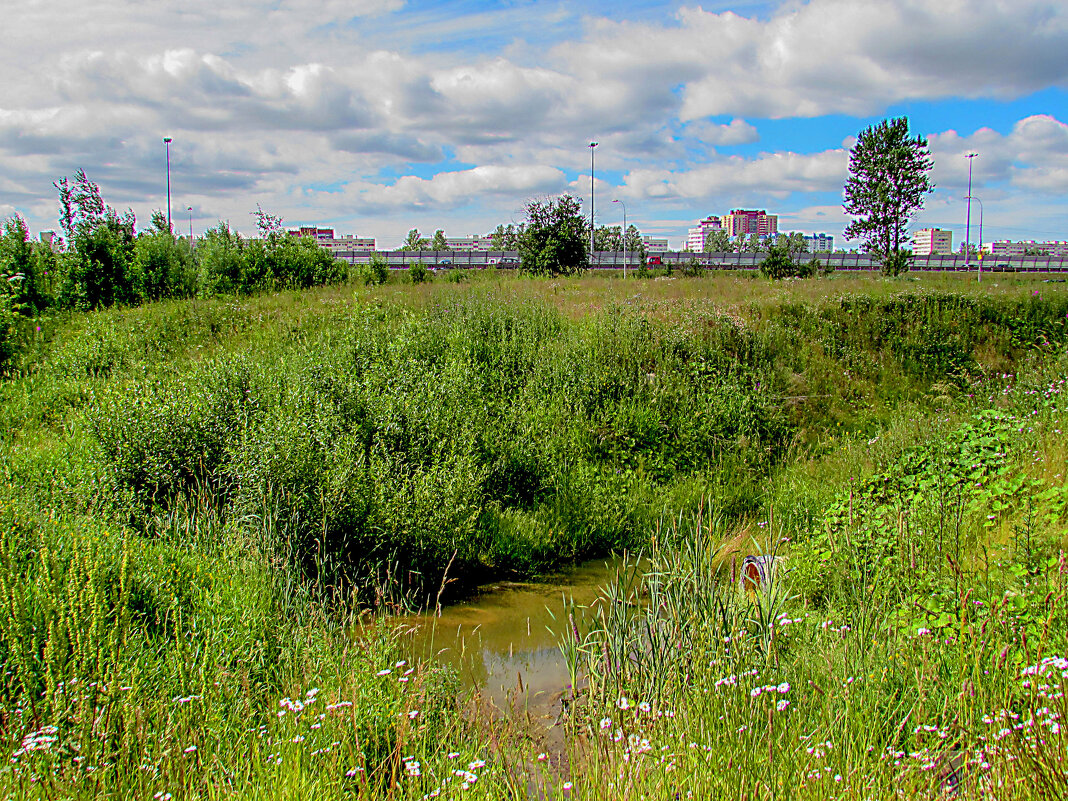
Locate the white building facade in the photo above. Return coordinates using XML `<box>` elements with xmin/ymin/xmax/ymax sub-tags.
<box><xmin>913</xmin><ymin>228</ymin><xmax>953</xmax><ymax>256</ymax></box>
<box><xmin>686</xmin><ymin>215</ymin><xmax>723</xmax><ymax>251</ymax></box>
<box><xmin>801</xmin><ymin>233</ymin><xmax>834</xmax><ymax>252</ymax></box>
<box><xmin>990</xmin><ymin>240</ymin><xmax>1068</xmax><ymax>258</ymax></box>
<box><xmin>445</xmin><ymin>235</ymin><xmax>495</xmax><ymax>251</ymax></box>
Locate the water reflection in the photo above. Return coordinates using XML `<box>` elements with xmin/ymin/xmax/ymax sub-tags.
<box><xmin>400</xmin><ymin>556</ymin><xmax>624</xmax><ymax>711</ymax></box>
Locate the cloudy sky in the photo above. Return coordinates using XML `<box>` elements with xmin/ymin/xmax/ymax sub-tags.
<box><xmin>2</xmin><ymin>0</ymin><xmax>1067</xmax><ymax>249</ymax></box>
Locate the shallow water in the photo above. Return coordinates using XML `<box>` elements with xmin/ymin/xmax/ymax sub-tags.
<box><xmin>398</xmin><ymin>556</ymin><xmax>625</xmax><ymax>713</ymax></box>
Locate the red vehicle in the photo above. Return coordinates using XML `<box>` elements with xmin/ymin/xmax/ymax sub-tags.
<box><xmin>647</xmin><ymin>255</ymin><xmax>662</xmax><ymax>265</ymax></box>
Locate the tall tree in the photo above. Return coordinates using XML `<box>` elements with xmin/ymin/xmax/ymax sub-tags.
<box><xmin>430</xmin><ymin>229</ymin><xmax>448</xmax><ymax>250</ymax></box>
<box><xmin>53</xmin><ymin>170</ymin><xmax>137</xmax><ymax>308</ymax></box>
<box><xmin>624</xmin><ymin>224</ymin><xmax>647</xmax><ymax>264</ymax></box>
<box><xmin>489</xmin><ymin>223</ymin><xmax>523</xmax><ymax>249</ymax></box>
<box><xmin>738</xmin><ymin>232</ymin><xmax>764</xmax><ymax>253</ymax></box>
<box><xmin>843</xmin><ymin>116</ymin><xmax>933</xmax><ymax>272</ymax></box>
<box><xmin>517</xmin><ymin>194</ymin><xmax>588</xmax><ymax>276</ymax></box>
<box><xmin>703</xmin><ymin>229</ymin><xmax>732</xmax><ymax>253</ymax></box>
<box><xmin>593</xmin><ymin>224</ymin><xmax>622</xmax><ymax>251</ymax></box>
<box><xmin>775</xmin><ymin>232</ymin><xmax>809</xmax><ymax>256</ymax></box>
<box><xmin>400</xmin><ymin>229</ymin><xmax>428</xmax><ymax>251</ymax></box>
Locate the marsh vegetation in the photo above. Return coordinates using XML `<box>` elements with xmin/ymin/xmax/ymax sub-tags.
<box><xmin>0</xmin><ymin>270</ymin><xmax>1065</xmax><ymax>798</ymax></box>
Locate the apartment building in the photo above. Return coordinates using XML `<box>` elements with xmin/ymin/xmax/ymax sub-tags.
<box><xmin>641</xmin><ymin>235</ymin><xmax>669</xmax><ymax>250</ymax></box>
<box><xmin>445</xmin><ymin>235</ymin><xmax>494</xmax><ymax>251</ymax></box>
<box><xmin>287</xmin><ymin>227</ymin><xmax>376</xmax><ymax>253</ymax></box>
<box><xmin>686</xmin><ymin>215</ymin><xmax>723</xmax><ymax>250</ymax></box>
<box><xmin>990</xmin><ymin>240</ymin><xmax>1068</xmax><ymax>258</ymax></box>
<box><xmin>321</xmin><ymin>234</ymin><xmax>376</xmax><ymax>254</ymax></box>
<box><xmin>722</xmin><ymin>209</ymin><xmax>778</xmax><ymax>238</ymax></box>
<box><xmin>801</xmin><ymin>233</ymin><xmax>834</xmax><ymax>252</ymax></box>
<box><xmin>913</xmin><ymin>228</ymin><xmax>953</xmax><ymax>256</ymax></box>
<box><xmin>288</xmin><ymin>226</ymin><xmax>335</xmax><ymax>241</ymax></box>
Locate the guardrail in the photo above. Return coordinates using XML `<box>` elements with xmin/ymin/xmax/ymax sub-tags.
<box><xmin>331</xmin><ymin>250</ymin><xmax>1068</xmax><ymax>273</ymax></box>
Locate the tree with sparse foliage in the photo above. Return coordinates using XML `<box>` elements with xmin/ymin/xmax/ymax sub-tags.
<box><xmin>430</xmin><ymin>229</ymin><xmax>448</xmax><ymax>251</ymax></box>
<box><xmin>54</xmin><ymin>170</ymin><xmax>137</xmax><ymax>309</ymax></box>
<box><xmin>843</xmin><ymin>116</ymin><xmax>933</xmax><ymax>275</ymax></box>
<box><xmin>624</xmin><ymin>224</ymin><xmax>647</xmax><ymax>264</ymax></box>
<box><xmin>401</xmin><ymin>229</ymin><xmax>429</xmax><ymax>251</ymax></box>
<box><xmin>517</xmin><ymin>194</ymin><xmax>588</xmax><ymax>276</ymax></box>
<box><xmin>489</xmin><ymin>223</ymin><xmax>523</xmax><ymax>249</ymax></box>
<box><xmin>593</xmin><ymin>225</ymin><xmax>622</xmax><ymax>251</ymax></box>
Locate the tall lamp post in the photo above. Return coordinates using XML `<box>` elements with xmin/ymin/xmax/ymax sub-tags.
<box><xmin>163</xmin><ymin>137</ymin><xmax>173</xmax><ymax>232</ymax></box>
<box><xmin>965</xmin><ymin>194</ymin><xmax>983</xmax><ymax>282</ymax></box>
<box><xmin>613</xmin><ymin>199</ymin><xmax>626</xmax><ymax>279</ymax></box>
<box><xmin>187</xmin><ymin>206</ymin><xmax>194</xmax><ymax>249</ymax></box>
<box><xmin>588</xmin><ymin>141</ymin><xmax>598</xmax><ymax>259</ymax></box>
<box><xmin>964</xmin><ymin>152</ymin><xmax>978</xmax><ymax>272</ymax></box>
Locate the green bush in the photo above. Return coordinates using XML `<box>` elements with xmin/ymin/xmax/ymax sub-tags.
<box><xmin>760</xmin><ymin>242</ymin><xmax>813</xmax><ymax>279</ymax></box>
<box><xmin>363</xmin><ymin>254</ymin><xmax>389</xmax><ymax>286</ymax></box>
<box><xmin>408</xmin><ymin>261</ymin><xmax>431</xmax><ymax>284</ymax></box>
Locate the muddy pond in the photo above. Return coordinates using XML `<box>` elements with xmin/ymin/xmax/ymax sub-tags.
<box><xmin>393</xmin><ymin>556</ymin><xmax>627</xmax><ymax>726</ymax></box>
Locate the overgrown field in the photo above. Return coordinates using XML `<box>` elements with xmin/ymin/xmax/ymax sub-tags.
<box><xmin>0</xmin><ymin>272</ymin><xmax>1066</xmax><ymax>798</ymax></box>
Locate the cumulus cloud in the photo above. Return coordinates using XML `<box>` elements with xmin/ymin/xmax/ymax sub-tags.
<box><xmin>1</xmin><ymin>0</ymin><xmax>1067</xmax><ymax>243</ymax></box>
<box><xmin>622</xmin><ymin>148</ymin><xmax>850</xmax><ymax>201</ymax></box>
<box><xmin>928</xmin><ymin>115</ymin><xmax>1068</xmax><ymax>194</ymax></box>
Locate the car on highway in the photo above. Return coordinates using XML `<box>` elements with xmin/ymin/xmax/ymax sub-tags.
<box><xmin>497</xmin><ymin>257</ymin><xmax>519</xmax><ymax>268</ymax></box>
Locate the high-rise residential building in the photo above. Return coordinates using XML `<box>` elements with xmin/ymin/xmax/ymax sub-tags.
<box><xmin>722</xmin><ymin>209</ymin><xmax>778</xmax><ymax>238</ymax></box>
<box><xmin>800</xmin><ymin>233</ymin><xmax>834</xmax><ymax>252</ymax></box>
<box><xmin>686</xmin><ymin>215</ymin><xmax>723</xmax><ymax>250</ymax></box>
<box><xmin>913</xmin><ymin>228</ymin><xmax>953</xmax><ymax>255</ymax></box>
<box><xmin>990</xmin><ymin>240</ymin><xmax>1068</xmax><ymax>258</ymax></box>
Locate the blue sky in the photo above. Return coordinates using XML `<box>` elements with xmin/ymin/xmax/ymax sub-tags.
<box><xmin>1</xmin><ymin>0</ymin><xmax>1067</xmax><ymax>249</ymax></box>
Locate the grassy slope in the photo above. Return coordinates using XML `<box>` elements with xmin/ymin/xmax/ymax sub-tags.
<box><xmin>0</xmin><ymin>271</ymin><xmax>1066</xmax><ymax>798</ymax></box>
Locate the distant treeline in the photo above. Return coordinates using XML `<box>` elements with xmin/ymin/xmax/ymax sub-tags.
<box><xmin>1</xmin><ymin>171</ymin><xmax>346</xmax><ymax>315</ymax></box>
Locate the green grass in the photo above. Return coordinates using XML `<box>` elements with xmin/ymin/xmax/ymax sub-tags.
<box><xmin>0</xmin><ymin>271</ymin><xmax>1066</xmax><ymax>798</ymax></box>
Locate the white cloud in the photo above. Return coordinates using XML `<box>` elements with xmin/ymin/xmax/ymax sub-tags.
<box><xmin>927</xmin><ymin>115</ymin><xmax>1068</xmax><ymax>194</ymax></box>
<box><xmin>1</xmin><ymin>1</ymin><xmax>1067</xmax><ymax>244</ymax></box>
<box><xmin>622</xmin><ymin>148</ymin><xmax>850</xmax><ymax>201</ymax></box>
<box><xmin>682</xmin><ymin>119</ymin><xmax>760</xmax><ymax>147</ymax></box>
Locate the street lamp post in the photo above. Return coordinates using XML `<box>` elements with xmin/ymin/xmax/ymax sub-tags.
<box><xmin>163</xmin><ymin>137</ymin><xmax>173</xmax><ymax>232</ymax></box>
<box><xmin>589</xmin><ymin>142</ymin><xmax>598</xmax><ymax>260</ymax></box>
<box><xmin>964</xmin><ymin>152</ymin><xmax>978</xmax><ymax>272</ymax></box>
<box><xmin>613</xmin><ymin>199</ymin><xmax>626</xmax><ymax>279</ymax></box>
<box><xmin>187</xmin><ymin>206</ymin><xmax>193</xmax><ymax>249</ymax></box>
<box><xmin>965</xmin><ymin>195</ymin><xmax>983</xmax><ymax>282</ymax></box>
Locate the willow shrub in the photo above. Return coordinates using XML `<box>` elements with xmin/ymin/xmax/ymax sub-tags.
<box><xmin>73</xmin><ymin>290</ymin><xmax>1068</xmax><ymax>599</ymax></box>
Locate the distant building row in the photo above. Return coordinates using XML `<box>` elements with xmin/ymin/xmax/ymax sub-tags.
<box><xmin>287</xmin><ymin>226</ymin><xmax>376</xmax><ymax>254</ymax></box>
<box><xmin>287</xmin><ymin>227</ymin><xmax>669</xmax><ymax>253</ymax></box>
<box><xmin>914</xmin><ymin>229</ymin><xmax>1068</xmax><ymax>258</ymax></box>
<box><xmin>988</xmin><ymin>240</ymin><xmax>1068</xmax><ymax>258</ymax></box>
<box><xmin>687</xmin><ymin>210</ymin><xmax>779</xmax><ymax>249</ymax></box>
<box><xmin>687</xmin><ymin>211</ymin><xmax>833</xmax><ymax>252</ymax></box>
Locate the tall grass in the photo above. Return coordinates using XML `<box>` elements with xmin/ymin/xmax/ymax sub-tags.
<box><xmin>1</xmin><ymin>275</ymin><xmax>1067</xmax><ymax>797</ymax></box>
